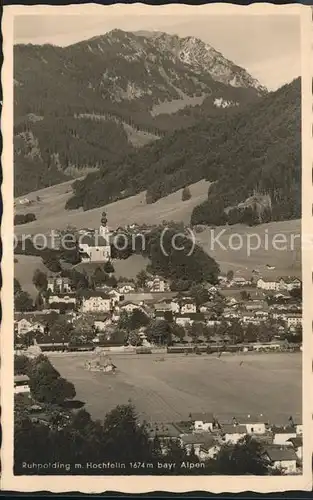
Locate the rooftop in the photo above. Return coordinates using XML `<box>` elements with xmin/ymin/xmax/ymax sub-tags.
<box><xmin>190</xmin><ymin>412</ymin><xmax>214</xmax><ymax>422</ymax></box>
<box><xmin>14</xmin><ymin>374</ymin><xmax>30</xmax><ymax>383</ymax></box>
<box><xmin>265</xmin><ymin>446</ymin><xmax>297</xmax><ymax>462</ymax></box>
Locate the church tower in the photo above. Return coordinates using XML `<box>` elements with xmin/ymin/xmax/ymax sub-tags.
<box><xmin>99</xmin><ymin>211</ymin><xmax>109</xmax><ymax>239</ymax></box>
<box><xmin>99</xmin><ymin>211</ymin><xmax>111</xmax><ymax>261</ymax></box>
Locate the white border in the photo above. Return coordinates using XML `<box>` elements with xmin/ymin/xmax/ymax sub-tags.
<box><xmin>1</xmin><ymin>3</ymin><xmax>312</xmax><ymax>493</ymax></box>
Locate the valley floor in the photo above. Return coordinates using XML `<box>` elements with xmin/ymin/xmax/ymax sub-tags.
<box><xmin>50</xmin><ymin>351</ymin><xmax>301</xmax><ymax>424</ymax></box>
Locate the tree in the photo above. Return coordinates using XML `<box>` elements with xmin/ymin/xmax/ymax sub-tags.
<box><xmin>29</xmin><ymin>357</ymin><xmax>76</xmax><ymax>404</ymax></box>
<box><xmin>102</xmin><ymin>404</ymin><xmax>152</xmax><ymax>462</ymax></box>
<box><xmin>214</xmin><ymin>435</ymin><xmax>269</xmax><ymax>475</ymax></box>
<box><xmin>103</xmin><ymin>261</ymin><xmax>115</xmax><ymax>274</ymax></box>
<box><xmin>32</xmin><ymin>269</ymin><xmax>48</xmax><ymax>291</ymax></box>
<box><xmin>35</xmin><ymin>292</ymin><xmax>44</xmax><ymax>311</ymax></box>
<box><xmin>226</xmin><ymin>270</ymin><xmax>234</xmax><ymax>282</ymax></box>
<box><xmin>240</xmin><ymin>290</ymin><xmax>251</xmax><ymax>301</ymax></box>
<box><xmin>182</xmin><ymin>186</ymin><xmax>191</xmax><ymax>201</ymax></box>
<box><xmin>15</xmin><ymin>291</ymin><xmax>33</xmax><ymax>312</ymax></box>
<box><xmin>14</xmin><ymin>278</ymin><xmax>22</xmax><ymax>295</ymax></box>
<box><xmin>146</xmin><ymin>320</ymin><xmax>171</xmax><ymax>345</ymax></box>
<box><xmin>128</xmin><ymin>331</ymin><xmax>142</xmax><ymax>347</ymax></box>
<box><xmin>190</xmin><ymin>284</ymin><xmax>209</xmax><ymax>307</ymax></box>
<box><xmin>136</xmin><ymin>269</ymin><xmax>148</xmax><ymax>288</ymax></box>
<box><xmin>129</xmin><ymin>309</ymin><xmax>150</xmax><ymax>330</ymax></box>
<box><xmin>14</xmin><ymin>355</ymin><xmax>31</xmax><ymax>375</ymax></box>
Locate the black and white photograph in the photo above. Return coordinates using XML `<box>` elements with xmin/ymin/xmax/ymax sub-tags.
<box><xmin>1</xmin><ymin>2</ymin><xmax>312</xmax><ymax>493</ymax></box>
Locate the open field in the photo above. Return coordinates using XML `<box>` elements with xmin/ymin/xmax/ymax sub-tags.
<box><xmin>195</xmin><ymin>220</ymin><xmax>301</xmax><ymax>278</ymax></box>
<box><xmin>50</xmin><ymin>352</ymin><xmax>301</xmax><ymax>424</ymax></box>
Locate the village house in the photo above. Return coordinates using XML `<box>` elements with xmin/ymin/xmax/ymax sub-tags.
<box><xmin>145</xmin><ymin>275</ymin><xmax>170</xmax><ymax>292</ymax></box>
<box><xmin>257</xmin><ymin>278</ymin><xmax>279</xmax><ymax>291</ymax></box>
<box><xmin>263</xmin><ymin>446</ymin><xmax>298</xmax><ymax>473</ymax></box>
<box><xmin>180</xmin><ymin>298</ymin><xmax>197</xmax><ymax>315</ymax></box>
<box><xmin>175</xmin><ymin>312</ymin><xmax>205</xmax><ymax>327</ymax></box>
<box><xmin>287</xmin><ymin>437</ymin><xmax>303</xmax><ymax>461</ymax></box>
<box><xmin>93</xmin><ymin>314</ymin><xmax>111</xmax><ymax>332</ymax></box>
<box><xmin>180</xmin><ymin>433</ymin><xmax>218</xmax><ymax>459</ymax></box>
<box><xmin>190</xmin><ymin>412</ymin><xmax>215</xmax><ymax>432</ymax></box>
<box><xmin>48</xmin><ymin>293</ymin><xmax>77</xmax><ymax>305</ymax></box>
<box><xmin>120</xmin><ymin>301</ymin><xmax>146</xmax><ymax>314</ymax></box>
<box><xmin>108</xmin><ymin>289</ymin><xmax>123</xmax><ymax>305</ymax></box>
<box><xmin>199</xmin><ymin>302</ymin><xmax>214</xmax><ymax>313</ymax></box>
<box><xmin>14</xmin><ymin>374</ymin><xmax>30</xmax><ymax>395</ymax></box>
<box><xmin>117</xmin><ymin>282</ymin><xmax>136</xmax><ymax>294</ymax></box>
<box><xmin>15</xmin><ymin>318</ymin><xmax>45</xmax><ymax>337</ymax></box>
<box><xmin>206</xmin><ymin>318</ymin><xmax>222</xmax><ymax>327</ymax></box>
<box><xmin>272</xmin><ymin>426</ymin><xmax>297</xmax><ymax>446</ymax></box>
<box><xmin>47</xmin><ymin>276</ymin><xmax>71</xmax><ymax>294</ymax></box>
<box><xmin>278</xmin><ymin>277</ymin><xmax>301</xmax><ymax>291</ymax></box>
<box><xmin>81</xmin><ymin>291</ymin><xmax>111</xmax><ymax>313</ymax></box>
<box><xmin>221</xmin><ymin>424</ymin><xmax>247</xmax><ymax>444</ymax></box>
<box><xmin>286</xmin><ymin>314</ymin><xmax>302</xmax><ymax>329</ymax></box>
<box><xmin>244</xmin><ymin>300</ymin><xmax>267</xmax><ymax>311</ymax></box>
<box><xmin>242</xmin><ymin>312</ymin><xmax>262</xmax><ymax>325</ymax></box>
<box><xmin>234</xmin><ymin>414</ymin><xmax>267</xmax><ymax>434</ymax></box>
<box><xmin>230</xmin><ymin>277</ymin><xmax>250</xmax><ymax>287</ymax></box>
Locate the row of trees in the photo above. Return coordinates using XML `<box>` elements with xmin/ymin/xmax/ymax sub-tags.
<box><xmin>14</xmin><ymin>213</ymin><xmax>36</xmax><ymax>225</ymax></box>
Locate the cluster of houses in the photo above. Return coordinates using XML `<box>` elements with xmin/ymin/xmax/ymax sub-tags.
<box><xmin>145</xmin><ymin>412</ymin><xmax>303</xmax><ymax>474</ymax></box>
<box><xmin>14</xmin><ymin>268</ymin><xmax>303</xmax><ymax>345</ymax></box>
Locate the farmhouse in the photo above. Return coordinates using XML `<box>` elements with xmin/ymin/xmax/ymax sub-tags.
<box><xmin>231</xmin><ymin>277</ymin><xmax>250</xmax><ymax>286</ymax></box>
<box><xmin>190</xmin><ymin>412</ymin><xmax>215</xmax><ymax>432</ymax></box>
<box><xmin>221</xmin><ymin>424</ymin><xmax>247</xmax><ymax>444</ymax></box>
<box><xmin>81</xmin><ymin>292</ymin><xmax>111</xmax><ymax>313</ymax></box>
<box><xmin>264</xmin><ymin>446</ymin><xmax>298</xmax><ymax>473</ymax></box>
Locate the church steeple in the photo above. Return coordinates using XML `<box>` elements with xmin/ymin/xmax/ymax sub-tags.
<box><xmin>99</xmin><ymin>211</ymin><xmax>109</xmax><ymax>239</ymax></box>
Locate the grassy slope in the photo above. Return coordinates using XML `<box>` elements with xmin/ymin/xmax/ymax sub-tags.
<box><xmin>14</xmin><ymin>179</ymin><xmax>211</xmax><ymax>235</ymax></box>
<box><xmin>14</xmin><ymin>255</ymin><xmax>56</xmax><ymax>299</ymax></box>
<box><xmin>14</xmin><ymin>178</ymin><xmax>301</xmax><ymax>280</ymax></box>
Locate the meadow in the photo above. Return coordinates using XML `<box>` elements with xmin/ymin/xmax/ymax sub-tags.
<box><xmin>50</xmin><ymin>352</ymin><xmax>301</xmax><ymax>424</ymax></box>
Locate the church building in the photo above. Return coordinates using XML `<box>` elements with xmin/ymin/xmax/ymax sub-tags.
<box><xmin>78</xmin><ymin>212</ymin><xmax>112</xmax><ymax>263</ymax></box>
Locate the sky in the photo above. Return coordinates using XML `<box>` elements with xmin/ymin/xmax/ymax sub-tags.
<box><xmin>14</xmin><ymin>11</ymin><xmax>301</xmax><ymax>90</ymax></box>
